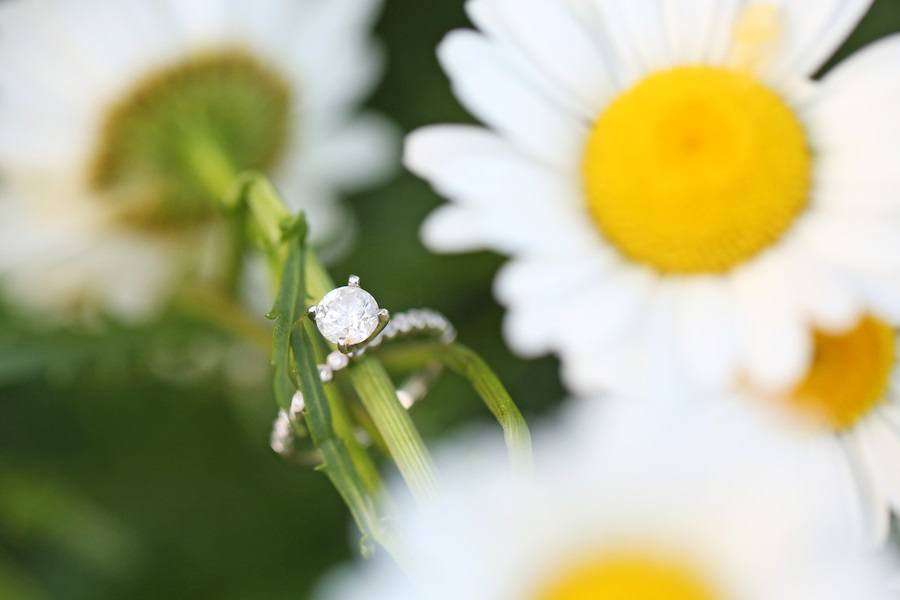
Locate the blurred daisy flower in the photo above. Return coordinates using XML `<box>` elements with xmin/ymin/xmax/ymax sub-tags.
<box><xmin>407</xmin><ymin>0</ymin><xmax>900</xmax><ymax>395</ymax></box>
<box><xmin>739</xmin><ymin>314</ymin><xmax>900</xmax><ymax>543</ymax></box>
<box><xmin>0</xmin><ymin>0</ymin><xmax>396</xmax><ymax>319</ymax></box>
<box><xmin>318</xmin><ymin>400</ymin><xmax>897</xmax><ymax>599</ymax></box>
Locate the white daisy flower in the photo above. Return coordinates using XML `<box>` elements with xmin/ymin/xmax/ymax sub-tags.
<box><xmin>407</xmin><ymin>0</ymin><xmax>900</xmax><ymax>395</ymax></box>
<box><xmin>0</xmin><ymin>0</ymin><xmax>396</xmax><ymax>319</ymax></box>
<box><xmin>317</xmin><ymin>400</ymin><xmax>898</xmax><ymax>599</ymax></box>
<box><xmin>734</xmin><ymin>313</ymin><xmax>900</xmax><ymax>544</ymax></box>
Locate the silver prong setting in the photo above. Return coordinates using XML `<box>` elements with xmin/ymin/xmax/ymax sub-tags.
<box><xmin>348</xmin><ymin>275</ymin><xmax>360</xmax><ymax>287</ymax></box>
<box><xmin>368</xmin><ymin>309</ymin><xmax>391</xmax><ymax>340</ymax></box>
<box><xmin>334</xmin><ymin>308</ymin><xmax>392</xmax><ymax>356</ymax></box>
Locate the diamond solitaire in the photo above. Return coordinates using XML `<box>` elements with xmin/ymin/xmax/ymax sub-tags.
<box><xmin>309</xmin><ymin>275</ymin><xmax>390</xmax><ymax>351</ymax></box>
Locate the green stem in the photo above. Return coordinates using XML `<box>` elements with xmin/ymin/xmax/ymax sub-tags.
<box><xmin>377</xmin><ymin>341</ymin><xmax>533</xmax><ymax>470</ymax></box>
<box><xmin>222</xmin><ymin>209</ymin><xmax>248</xmax><ymax>298</ymax></box>
<box><xmin>291</xmin><ymin>322</ymin><xmax>399</xmax><ymax>559</ymax></box>
<box><xmin>172</xmin><ymin>286</ymin><xmax>271</xmax><ymax>354</ymax></box>
<box><xmin>349</xmin><ymin>358</ymin><xmax>438</xmax><ymax>502</ymax></box>
<box><xmin>225</xmin><ymin>172</ymin><xmax>298</xmax><ymax>286</ymax></box>
<box><xmin>305</xmin><ymin>319</ymin><xmax>384</xmax><ymax>498</ymax></box>
<box><xmin>299</xmin><ymin>246</ymin><xmax>435</xmax><ymax>497</ymax></box>
<box><xmin>183</xmin><ymin>133</ymin><xmax>248</xmax><ymax>297</ymax></box>
<box><xmin>229</xmin><ymin>172</ymin><xmax>441</xmax><ymax>558</ymax></box>
<box><xmin>183</xmin><ymin>132</ymin><xmax>239</xmax><ymax>203</ymax></box>
<box><xmin>304</xmin><ymin>249</ymin><xmax>337</xmax><ymax>302</ymax></box>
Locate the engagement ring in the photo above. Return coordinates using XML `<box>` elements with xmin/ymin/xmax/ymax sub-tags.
<box><xmin>306</xmin><ymin>275</ymin><xmax>456</xmax><ymax>382</ymax></box>
<box><xmin>272</xmin><ymin>275</ymin><xmax>458</xmax><ymax>457</ymax></box>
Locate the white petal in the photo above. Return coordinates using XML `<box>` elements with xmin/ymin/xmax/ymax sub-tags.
<box><xmin>662</xmin><ymin>0</ymin><xmax>743</xmax><ymax>65</ymax></box>
<box><xmin>298</xmin><ymin>37</ymin><xmax>384</xmax><ymax>112</ymax></box>
<box><xmin>856</xmin><ymin>417</ymin><xmax>900</xmax><ymax>524</ymax></box>
<box><xmin>671</xmin><ymin>277</ymin><xmax>739</xmax><ymax>390</ymax></box>
<box><xmin>409</xmin><ymin>136</ymin><xmax>599</xmax><ymax>255</ymax></box>
<box><xmin>302</xmin><ymin>112</ymin><xmax>398</xmax><ymax>191</ymax></box>
<box><xmin>809</xmin><ymin>35</ymin><xmax>900</xmax><ymax>154</ymax></box>
<box><xmin>592</xmin><ymin>0</ymin><xmax>673</xmax><ymax>84</ymax></box>
<box><xmin>813</xmin><ymin>152</ymin><xmax>900</xmax><ymax>216</ymax></box>
<box><xmin>732</xmin><ymin>254</ymin><xmax>812</xmax><ymax>390</ymax></box>
<box><xmin>465</xmin><ymin>0</ymin><xmax>595</xmax><ymax>120</ymax></box>
<box><xmin>420</xmin><ymin>205</ymin><xmax>485</xmax><ymax>253</ymax></box>
<box><xmin>558</xmin><ymin>266</ymin><xmax>657</xmax><ymax>360</ymax></box>
<box><xmin>562</xmin><ymin>281</ymin><xmax>685</xmax><ymax>399</ymax></box>
<box><xmin>494</xmin><ymin>257</ymin><xmax>607</xmax><ymax>308</ymax></box>
<box><xmin>164</xmin><ymin>0</ymin><xmax>229</xmax><ymax>44</ymax></box>
<box><xmin>502</xmin><ymin>304</ymin><xmax>559</xmax><ymax>357</ymax></box>
<box><xmin>404</xmin><ymin>125</ymin><xmax>510</xmax><ymax>181</ymax></box>
<box><xmin>478</xmin><ymin>0</ymin><xmax>617</xmax><ymax>113</ymax></box>
<box><xmin>769</xmin><ymin>0</ymin><xmax>873</xmax><ymax>79</ymax></box>
<box><xmin>434</xmin><ymin>157</ymin><xmax>594</xmax><ymax>250</ymax></box>
<box><xmin>853</xmin><ymin>274</ymin><xmax>900</xmax><ymax>326</ymax></box>
<box><xmin>842</xmin><ymin>432</ymin><xmax>890</xmax><ymax>546</ymax></box>
<box><xmin>799</xmin><ymin>215</ymin><xmax>900</xmax><ymax>276</ymax></box>
<box><xmin>437</xmin><ymin>29</ymin><xmax>587</xmax><ymax>171</ymax></box>
<box><xmin>498</xmin><ymin>257</ymin><xmax>611</xmax><ymax>356</ymax></box>
<box><xmin>776</xmin><ymin>241</ymin><xmax>860</xmax><ymax>333</ymax></box>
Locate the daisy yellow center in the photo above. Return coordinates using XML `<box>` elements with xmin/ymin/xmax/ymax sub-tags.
<box><xmin>535</xmin><ymin>554</ymin><xmax>717</xmax><ymax>600</ymax></box>
<box><xmin>786</xmin><ymin>317</ymin><xmax>895</xmax><ymax>431</ymax></box>
<box><xmin>90</xmin><ymin>50</ymin><xmax>293</xmax><ymax>230</ymax></box>
<box><xmin>582</xmin><ymin>66</ymin><xmax>811</xmax><ymax>274</ymax></box>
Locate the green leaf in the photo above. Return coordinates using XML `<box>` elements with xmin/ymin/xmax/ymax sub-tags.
<box><xmin>268</xmin><ymin>235</ymin><xmax>305</xmax><ymax>410</ymax></box>
<box><xmin>228</xmin><ymin>172</ymin><xmax>308</xmax><ymax>410</ymax></box>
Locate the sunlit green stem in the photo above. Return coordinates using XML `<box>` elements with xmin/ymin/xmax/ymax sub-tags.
<box><xmin>172</xmin><ymin>285</ymin><xmax>271</xmax><ymax>353</ymax></box>
<box><xmin>377</xmin><ymin>341</ymin><xmax>533</xmax><ymax>470</ymax></box>
<box><xmin>291</xmin><ymin>321</ymin><xmax>399</xmax><ymax>559</ymax></box>
<box><xmin>306</xmin><ymin>319</ymin><xmax>384</xmax><ymax>498</ymax></box>
<box><xmin>222</xmin><ymin>172</ymin><xmax>443</xmax><ymax>559</ymax></box>
<box><xmin>349</xmin><ymin>358</ymin><xmax>438</xmax><ymax>502</ymax></box>
<box><xmin>183</xmin><ymin>134</ymin><xmax>247</xmax><ymax>296</ymax></box>
<box><xmin>183</xmin><ymin>132</ymin><xmax>239</xmax><ymax>203</ymax></box>
<box><xmin>273</xmin><ymin>225</ymin><xmax>396</xmax><ymax>560</ymax></box>
<box><xmin>299</xmin><ymin>253</ymin><xmax>439</xmax><ymax>500</ymax></box>
<box><xmin>231</xmin><ymin>174</ymin><xmax>402</xmax><ymax>560</ymax></box>
<box><xmin>304</xmin><ymin>249</ymin><xmax>336</xmax><ymax>304</ymax></box>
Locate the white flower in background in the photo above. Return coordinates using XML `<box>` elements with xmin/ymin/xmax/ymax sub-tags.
<box><xmin>407</xmin><ymin>0</ymin><xmax>900</xmax><ymax>396</ymax></box>
<box><xmin>733</xmin><ymin>313</ymin><xmax>900</xmax><ymax>543</ymax></box>
<box><xmin>318</xmin><ymin>400</ymin><xmax>897</xmax><ymax>599</ymax></box>
<box><xmin>0</xmin><ymin>0</ymin><xmax>396</xmax><ymax>319</ymax></box>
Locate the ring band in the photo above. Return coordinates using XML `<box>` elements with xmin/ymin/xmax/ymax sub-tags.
<box><xmin>317</xmin><ymin>308</ymin><xmax>456</xmax><ymax>382</ymax></box>
<box><xmin>272</xmin><ymin>276</ymin><xmax>457</xmax><ymax>458</ymax></box>
<box><xmin>306</xmin><ymin>275</ymin><xmax>456</xmax><ymax>382</ymax></box>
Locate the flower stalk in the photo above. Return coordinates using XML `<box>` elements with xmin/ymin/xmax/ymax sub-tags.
<box><xmin>349</xmin><ymin>357</ymin><xmax>439</xmax><ymax>502</ymax></box>
<box><xmin>290</xmin><ymin>318</ymin><xmax>398</xmax><ymax>559</ymax></box>
<box><xmin>217</xmin><ymin>169</ymin><xmax>530</xmax><ymax>560</ymax></box>
<box><xmin>377</xmin><ymin>341</ymin><xmax>533</xmax><ymax>471</ymax></box>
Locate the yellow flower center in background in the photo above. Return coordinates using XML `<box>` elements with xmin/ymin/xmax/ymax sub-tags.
<box><xmin>536</xmin><ymin>554</ymin><xmax>718</xmax><ymax>600</ymax></box>
<box><xmin>91</xmin><ymin>51</ymin><xmax>293</xmax><ymax>231</ymax></box>
<box><xmin>786</xmin><ymin>317</ymin><xmax>895</xmax><ymax>431</ymax></box>
<box><xmin>583</xmin><ymin>66</ymin><xmax>811</xmax><ymax>274</ymax></box>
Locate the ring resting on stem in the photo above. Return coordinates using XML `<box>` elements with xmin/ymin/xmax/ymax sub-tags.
<box><xmin>271</xmin><ymin>275</ymin><xmax>457</xmax><ymax>457</ymax></box>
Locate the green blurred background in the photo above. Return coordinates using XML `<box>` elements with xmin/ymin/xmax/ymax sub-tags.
<box><xmin>2</xmin><ymin>1</ymin><xmax>900</xmax><ymax>598</ymax></box>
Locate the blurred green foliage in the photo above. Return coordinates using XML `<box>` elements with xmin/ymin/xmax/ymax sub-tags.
<box><xmin>2</xmin><ymin>1</ymin><xmax>900</xmax><ymax>598</ymax></box>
